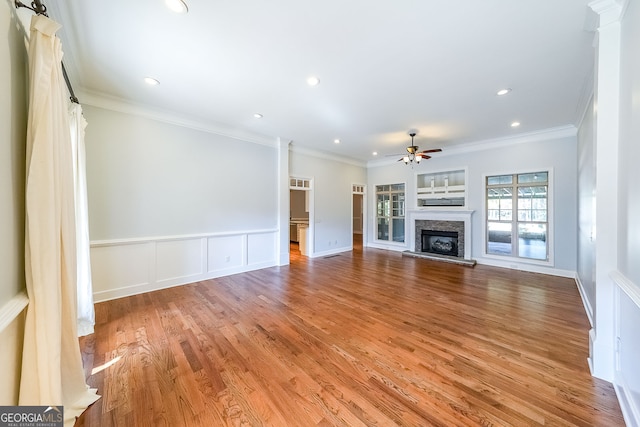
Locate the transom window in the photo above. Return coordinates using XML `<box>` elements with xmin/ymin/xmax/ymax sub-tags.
<box><xmin>290</xmin><ymin>178</ymin><xmax>311</xmax><ymax>189</ymax></box>
<box><xmin>486</xmin><ymin>172</ymin><xmax>549</xmax><ymax>260</ymax></box>
<box><xmin>376</xmin><ymin>183</ymin><xmax>405</xmax><ymax>243</ymax></box>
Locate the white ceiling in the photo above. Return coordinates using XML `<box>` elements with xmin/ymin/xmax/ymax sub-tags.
<box><xmin>47</xmin><ymin>0</ymin><xmax>596</xmax><ymax>164</ymax></box>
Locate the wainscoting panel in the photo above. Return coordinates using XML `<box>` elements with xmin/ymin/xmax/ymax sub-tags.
<box><xmin>91</xmin><ymin>229</ymin><xmax>278</xmax><ymax>302</ymax></box>
<box><xmin>91</xmin><ymin>242</ymin><xmax>152</xmax><ymax>297</ymax></box>
<box><xmin>207</xmin><ymin>234</ymin><xmax>245</xmax><ymax>273</ymax></box>
<box><xmin>156</xmin><ymin>238</ymin><xmax>205</xmax><ymax>284</ymax></box>
<box><xmin>0</xmin><ymin>293</ymin><xmax>26</xmax><ymax>405</ymax></box>
<box><xmin>247</xmin><ymin>232</ymin><xmax>277</xmax><ymax>265</ymax></box>
<box><xmin>612</xmin><ymin>271</ymin><xmax>640</xmax><ymax>427</ymax></box>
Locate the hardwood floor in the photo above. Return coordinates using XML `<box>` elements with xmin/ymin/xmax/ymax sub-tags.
<box><xmin>76</xmin><ymin>240</ymin><xmax>624</xmax><ymax>426</ymax></box>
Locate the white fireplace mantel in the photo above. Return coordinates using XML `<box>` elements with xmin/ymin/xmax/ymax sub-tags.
<box><xmin>407</xmin><ymin>209</ymin><xmax>475</xmax><ymax>260</ymax></box>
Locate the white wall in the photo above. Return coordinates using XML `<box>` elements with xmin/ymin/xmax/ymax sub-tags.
<box><xmin>618</xmin><ymin>0</ymin><xmax>640</xmax><ymax>289</ymax></box>
<box><xmin>83</xmin><ymin>105</ymin><xmax>281</xmax><ymax>301</ymax></box>
<box><xmin>577</xmin><ymin>96</ymin><xmax>596</xmax><ymax>322</ymax></box>
<box><xmin>289</xmin><ymin>149</ymin><xmax>367</xmax><ymax>257</ymax></box>
<box><xmin>613</xmin><ymin>0</ymin><xmax>640</xmax><ymax>423</ymax></box>
<box><xmin>83</xmin><ymin>106</ymin><xmax>278</xmax><ymax>239</ymax></box>
<box><xmin>0</xmin><ymin>0</ymin><xmax>28</xmax><ymax>405</ymax></box>
<box><xmin>368</xmin><ymin>130</ymin><xmax>578</xmax><ymax>276</ymax></box>
<box><xmin>581</xmin><ymin>1</ymin><xmax>640</xmax><ymax>424</ymax></box>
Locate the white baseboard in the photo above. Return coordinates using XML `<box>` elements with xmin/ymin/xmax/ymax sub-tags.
<box><xmin>365</xmin><ymin>242</ymin><xmax>407</xmax><ymax>252</ymax></box>
<box><xmin>91</xmin><ymin>230</ymin><xmax>278</xmax><ymax>303</ymax></box>
<box><xmin>615</xmin><ymin>376</ymin><xmax>640</xmax><ymax>427</ymax></box>
<box><xmin>574</xmin><ymin>274</ymin><xmax>594</xmax><ymax>327</ymax></box>
<box><xmin>475</xmin><ymin>256</ymin><xmax>576</xmax><ymax>278</ymax></box>
<box><xmin>311</xmin><ymin>246</ymin><xmax>352</xmax><ymax>258</ymax></box>
<box><xmin>92</xmin><ymin>260</ymin><xmax>277</xmax><ymax>302</ymax></box>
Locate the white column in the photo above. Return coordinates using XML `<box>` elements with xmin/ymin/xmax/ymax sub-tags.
<box><xmin>588</xmin><ymin>0</ymin><xmax>624</xmax><ymax>382</ymax></box>
<box><xmin>277</xmin><ymin>138</ymin><xmax>291</xmax><ymax>265</ymax></box>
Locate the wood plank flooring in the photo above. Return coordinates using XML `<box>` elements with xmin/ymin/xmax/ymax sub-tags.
<box><xmin>75</xmin><ymin>238</ymin><xmax>624</xmax><ymax>426</ymax></box>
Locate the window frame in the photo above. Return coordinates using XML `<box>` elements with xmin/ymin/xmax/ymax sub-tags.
<box><xmin>375</xmin><ymin>182</ymin><xmax>406</xmax><ymax>245</ymax></box>
<box><xmin>482</xmin><ymin>169</ymin><xmax>554</xmax><ymax>266</ymax></box>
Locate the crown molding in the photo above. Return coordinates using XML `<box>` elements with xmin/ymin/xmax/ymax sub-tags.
<box><xmin>78</xmin><ymin>89</ymin><xmax>279</xmax><ymax>148</ymax></box>
<box><xmin>589</xmin><ymin>0</ymin><xmax>626</xmax><ymax>26</ymax></box>
<box><xmin>367</xmin><ymin>125</ymin><xmax>577</xmax><ymax>168</ymax></box>
<box><xmin>289</xmin><ymin>145</ymin><xmax>367</xmax><ymax>168</ymax></box>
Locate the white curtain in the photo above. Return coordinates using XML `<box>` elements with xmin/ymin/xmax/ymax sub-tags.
<box><xmin>70</xmin><ymin>103</ymin><xmax>95</xmax><ymax>337</ymax></box>
<box><xmin>20</xmin><ymin>15</ymin><xmax>100</xmax><ymax>426</ymax></box>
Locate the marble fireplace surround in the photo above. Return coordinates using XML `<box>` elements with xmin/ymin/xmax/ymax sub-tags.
<box><xmin>407</xmin><ymin>210</ymin><xmax>474</xmax><ymax>260</ymax></box>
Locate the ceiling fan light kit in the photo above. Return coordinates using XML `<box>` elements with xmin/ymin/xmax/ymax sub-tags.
<box><xmin>398</xmin><ymin>133</ymin><xmax>441</xmax><ymax>165</ymax></box>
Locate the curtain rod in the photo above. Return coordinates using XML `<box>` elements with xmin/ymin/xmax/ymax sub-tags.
<box><xmin>15</xmin><ymin>0</ymin><xmax>80</xmax><ymax>104</ymax></box>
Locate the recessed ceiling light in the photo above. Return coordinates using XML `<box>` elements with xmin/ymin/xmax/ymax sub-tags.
<box><xmin>165</xmin><ymin>0</ymin><xmax>188</xmax><ymax>13</ymax></box>
<box><xmin>253</xmin><ymin>113</ymin><xmax>263</xmax><ymax>119</ymax></box>
<box><xmin>307</xmin><ymin>76</ymin><xmax>320</xmax><ymax>86</ymax></box>
<box><xmin>372</xmin><ymin>152</ymin><xmax>378</xmax><ymax>156</ymax></box>
<box><xmin>511</xmin><ymin>121</ymin><xmax>521</xmax><ymax>127</ymax></box>
<box><xmin>497</xmin><ymin>88</ymin><xmax>511</xmax><ymax>96</ymax></box>
<box><xmin>334</xmin><ymin>139</ymin><xmax>340</xmax><ymax>144</ymax></box>
<box><xmin>144</xmin><ymin>77</ymin><xmax>160</xmax><ymax>86</ymax></box>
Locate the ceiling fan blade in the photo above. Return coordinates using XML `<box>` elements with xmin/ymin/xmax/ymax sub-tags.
<box><xmin>417</xmin><ymin>154</ymin><xmax>431</xmax><ymax>160</ymax></box>
<box><xmin>419</xmin><ymin>148</ymin><xmax>442</xmax><ymax>154</ymax></box>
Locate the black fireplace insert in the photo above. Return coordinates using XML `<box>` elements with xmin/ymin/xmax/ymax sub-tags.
<box><xmin>421</xmin><ymin>229</ymin><xmax>458</xmax><ymax>257</ymax></box>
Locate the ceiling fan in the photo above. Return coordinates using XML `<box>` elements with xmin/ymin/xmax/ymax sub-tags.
<box><xmin>395</xmin><ymin>133</ymin><xmax>442</xmax><ymax>164</ymax></box>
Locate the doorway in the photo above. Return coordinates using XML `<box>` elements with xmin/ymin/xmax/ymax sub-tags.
<box><xmin>352</xmin><ymin>184</ymin><xmax>365</xmax><ymax>249</ymax></box>
<box><xmin>289</xmin><ymin>177</ymin><xmax>313</xmax><ymax>257</ymax></box>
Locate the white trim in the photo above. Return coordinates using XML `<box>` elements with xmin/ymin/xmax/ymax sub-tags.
<box><xmin>367</xmin><ymin>126</ymin><xmax>577</xmax><ymax>168</ymax></box>
<box><xmin>611</xmin><ymin>270</ymin><xmax>640</xmax><ymax>427</ymax></box>
<box><xmin>575</xmin><ymin>274</ymin><xmax>595</xmax><ymax>327</ymax></box>
<box><xmin>92</xmin><ymin>260</ymin><xmax>277</xmax><ymax>303</ymax></box>
<box><xmin>311</xmin><ymin>246</ymin><xmax>353</xmax><ymax>258</ymax></box>
<box><xmin>589</xmin><ymin>0</ymin><xmax>624</xmax><ymax>25</ymax></box>
<box><xmin>90</xmin><ymin>229</ymin><xmax>278</xmax><ymax>248</ymax></box>
<box><xmin>611</xmin><ymin>270</ymin><xmax>640</xmax><ymax>309</ymax></box>
<box><xmin>366</xmin><ymin>241</ymin><xmax>407</xmax><ymax>252</ymax></box>
<box><xmin>373</xmin><ymin>181</ymin><xmax>408</xmax><ymax>246</ymax></box>
<box><xmin>289</xmin><ymin>144</ymin><xmax>366</xmax><ymax>167</ymax></box>
<box><xmin>414</xmin><ymin>166</ymin><xmax>469</xmax><ymax>209</ymax></box>
<box><xmin>351</xmin><ymin>182</ymin><xmax>367</xmax><ymax>241</ymax></box>
<box><xmin>614</xmin><ymin>378</ymin><xmax>640</xmax><ymax>427</ymax></box>
<box><xmin>90</xmin><ymin>230</ymin><xmax>278</xmax><ymax>302</ymax></box>
<box><xmin>290</xmin><ymin>175</ymin><xmax>315</xmax><ymax>257</ymax></box>
<box><xmin>78</xmin><ymin>89</ymin><xmax>278</xmax><ymax>148</ymax></box>
<box><xmin>278</xmin><ymin>138</ymin><xmax>292</xmax><ymax>266</ymax></box>
<box><xmin>481</xmin><ymin>168</ymin><xmax>555</xmax><ymax>267</ymax></box>
<box><xmin>474</xmin><ymin>258</ymin><xmax>576</xmax><ymax>278</ymax></box>
<box><xmin>0</xmin><ymin>291</ymin><xmax>29</xmax><ymax>333</ymax></box>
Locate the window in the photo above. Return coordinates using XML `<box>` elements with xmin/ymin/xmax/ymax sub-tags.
<box><xmin>290</xmin><ymin>177</ymin><xmax>311</xmax><ymax>189</ymax></box>
<box><xmin>376</xmin><ymin>183</ymin><xmax>405</xmax><ymax>243</ymax></box>
<box><xmin>486</xmin><ymin>172</ymin><xmax>548</xmax><ymax>260</ymax></box>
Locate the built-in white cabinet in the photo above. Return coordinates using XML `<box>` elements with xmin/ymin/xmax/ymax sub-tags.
<box><xmin>416</xmin><ymin>169</ymin><xmax>466</xmax><ymax>207</ymax></box>
<box><xmin>289</xmin><ymin>220</ymin><xmax>309</xmax><ymax>242</ymax></box>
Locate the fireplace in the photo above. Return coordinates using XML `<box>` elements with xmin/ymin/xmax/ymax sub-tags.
<box><xmin>414</xmin><ymin>219</ymin><xmax>465</xmax><ymax>258</ymax></box>
<box><xmin>407</xmin><ymin>210</ymin><xmax>474</xmax><ymax>261</ymax></box>
<box><xmin>422</xmin><ymin>230</ymin><xmax>458</xmax><ymax>256</ymax></box>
